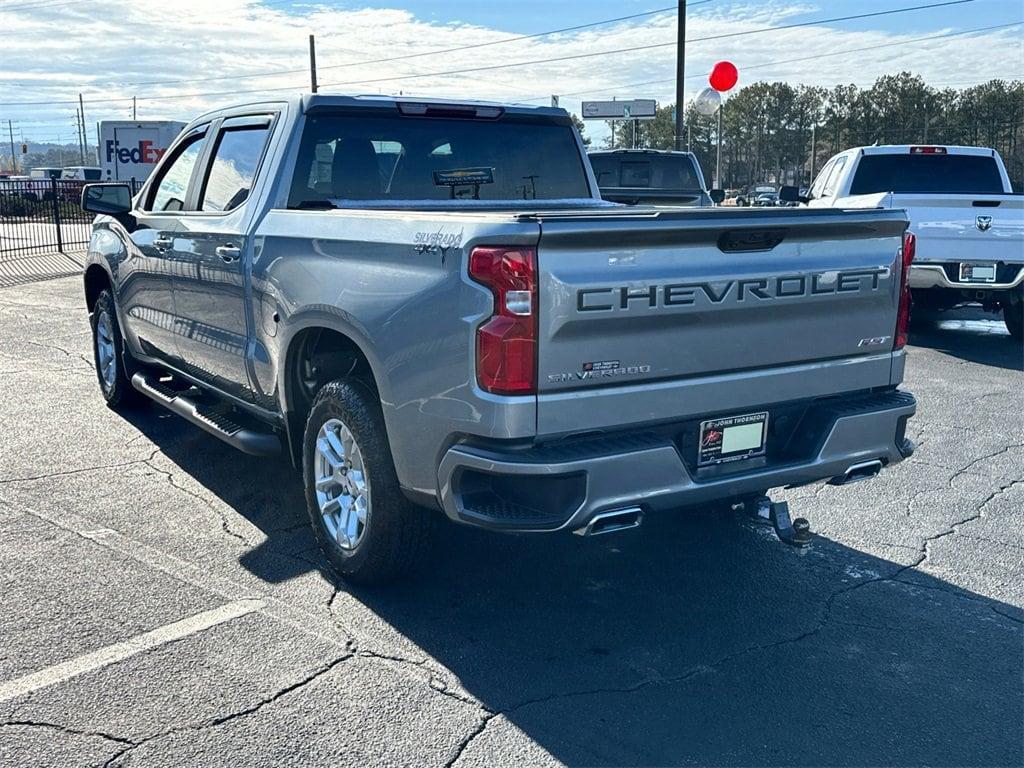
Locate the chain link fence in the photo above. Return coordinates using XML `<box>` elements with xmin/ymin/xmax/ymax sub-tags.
<box><xmin>0</xmin><ymin>178</ymin><xmax>141</xmax><ymax>288</ymax></box>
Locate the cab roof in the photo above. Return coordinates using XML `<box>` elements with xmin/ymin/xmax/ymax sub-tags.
<box><xmin>846</xmin><ymin>144</ymin><xmax>998</xmax><ymax>157</ymax></box>
<box><xmin>189</xmin><ymin>93</ymin><xmax>568</xmax><ymax>126</ymax></box>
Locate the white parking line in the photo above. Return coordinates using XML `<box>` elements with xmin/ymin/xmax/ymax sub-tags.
<box><xmin>0</xmin><ymin>598</ymin><xmax>264</xmax><ymax>703</ymax></box>
<box><xmin>12</xmin><ymin>499</ymin><xmax>353</xmax><ymax>650</ymax></box>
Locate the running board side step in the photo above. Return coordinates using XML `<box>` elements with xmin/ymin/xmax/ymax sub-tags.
<box><xmin>131</xmin><ymin>372</ymin><xmax>280</xmax><ymax>457</ymax></box>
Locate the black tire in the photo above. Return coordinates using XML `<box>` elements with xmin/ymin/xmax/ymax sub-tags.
<box><xmin>1003</xmin><ymin>299</ymin><xmax>1023</xmax><ymax>342</ymax></box>
<box><xmin>90</xmin><ymin>289</ymin><xmax>143</xmax><ymax>409</ymax></box>
<box><xmin>909</xmin><ymin>303</ymin><xmax>940</xmax><ymax>330</ymax></box>
<box><xmin>302</xmin><ymin>378</ymin><xmax>436</xmax><ymax>585</ymax></box>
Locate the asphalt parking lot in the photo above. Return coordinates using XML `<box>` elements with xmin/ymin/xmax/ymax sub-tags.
<box><xmin>0</xmin><ymin>275</ymin><xmax>1021</xmax><ymax>768</ymax></box>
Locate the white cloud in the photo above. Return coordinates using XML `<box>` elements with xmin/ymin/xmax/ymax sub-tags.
<box><xmin>1</xmin><ymin>0</ymin><xmax>1020</xmax><ymax>144</ymax></box>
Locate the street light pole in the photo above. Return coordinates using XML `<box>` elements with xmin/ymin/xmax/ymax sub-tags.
<box><xmin>674</xmin><ymin>0</ymin><xmax>686</xmax><ymax>151</ymax></box>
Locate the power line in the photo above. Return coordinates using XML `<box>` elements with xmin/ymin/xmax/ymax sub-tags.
<box><xmin>0</xmin><ymin>0</ymin><xmax>974</xmax><ymax>101</ymax></box>
<box><xmin>517</xmin><ymin>21</ymin><xmax>1024</xmax><ymax>102</ymax></box>
<box><xmin>120</xmin><ymin>2</ymin><xmax>708</xmax><ymax>88</ymax></box>
<box><xmin>0</xmin><ymin>0</ymin><xmax>88</xmax><ymax>12</ymax></box>
<box><xmin>0</xmin><ymin>5</ymin><xmax>1013</xmax><ymax>109</ymax></box>
<box><xmin>315</xmin><ymin>0</ymin><xmax>980</xmax><ymax>90</ymax></box>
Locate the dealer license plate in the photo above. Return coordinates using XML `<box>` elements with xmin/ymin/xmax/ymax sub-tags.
<box><xmin>698</xmin><ymin>412</ymin><xmax>768</xmax><ymax>467</ymax></box>
<box><xmin>959</xmin><ymin>263</ymin><xmax>996</xmax><ymax>283</ymax></box>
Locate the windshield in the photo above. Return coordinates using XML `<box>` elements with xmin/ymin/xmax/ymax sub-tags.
<box><xmin>850</xmin><ymin>154</ymin><xmax>1005</xmax><ymax>195</ymax></box>
<box><xmin>288</xmin><ymin>111</ymin><xmax>591</xmax><ymax>206</ymax></box>
<box><xmin>589</xmin><ymin>154</ymin><xmax>702</xmax><ymax>190</ymax></box>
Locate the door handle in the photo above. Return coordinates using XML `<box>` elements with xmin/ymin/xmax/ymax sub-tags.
<box><xmin>216</xmin><ymin>244</ymin><xmax>241</xmax><ymax>263</ymax></box>
<box><xmin>153</xmin><ymin>236</ymin><xmax>173</xmax><ymax>251</ymax></box>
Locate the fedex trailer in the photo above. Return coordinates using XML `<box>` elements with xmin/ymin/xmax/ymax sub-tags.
<box><xmin>98</xmin><ymin>120</ymin><xmax>186</xmax><ymax>182</ymax></box>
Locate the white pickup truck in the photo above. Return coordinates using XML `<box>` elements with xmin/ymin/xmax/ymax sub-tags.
<box><xmin>782</xmin><ymin>145</ymin><xmax>1024</xmax><ymax>340</ymax></box>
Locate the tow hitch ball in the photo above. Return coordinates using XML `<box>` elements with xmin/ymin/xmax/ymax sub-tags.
<box><xmin>747</xmin><ymin>496</ymin><xmax>812</xmax><ymax>547</ymax></box>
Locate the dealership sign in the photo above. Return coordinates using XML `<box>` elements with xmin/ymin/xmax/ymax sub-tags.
<box><xmin>581</xmin><ymin>99</ymin><xmax>658</xmax><ymax>120</ymax></box>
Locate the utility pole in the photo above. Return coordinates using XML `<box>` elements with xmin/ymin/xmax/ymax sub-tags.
<box><xmin>674</xmin><ymin>0</ymin><xmax>686</xmax><ymax>151</ymax></box>
<box><xmin>75</xmin><ymin>108</ymin><xmax>84</xmax><ymax>165</ymax></box>
<box><xmin>132</xmin><ymin>96</ymin><xmax>137</xmax><ymax>121</ymax></box>
<box><xmin>809</xmin><ymin>123</ymin><xmax>817</xmax><ymax>184</ymax></box>
<box><xmin>78</xmin><ymin>93</ymin><xmax>87</xmax><ymax>164</ymax></box>
<box><xmin>8</xmin><ymin>120</ymin><xmax>17</xmax><ymax>174</ymax></box>
<box><xmin>309</xmin><ymin>34</ymin><xmax>319</xmax><ymax>93</ymax></box>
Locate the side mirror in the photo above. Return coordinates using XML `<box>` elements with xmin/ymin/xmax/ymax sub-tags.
<box><xmin>779</xmin><ymin>185</ymin><xmax>807</xmax><ymax>204</ymax></box>
<box><xmin>708</xmin><ymin>188</ymin><xmax>726</xmax><ymax>204</ymax></box>
<box><xmin>81</xmin><ymin>183</ymin><xmax>132</xmax><ymax>215</ymax></box>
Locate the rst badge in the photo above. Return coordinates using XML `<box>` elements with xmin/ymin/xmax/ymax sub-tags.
<box><xmin>858</xmin><ymin>335</ymin><xmax>892</xmax><ymax>348</ymax></box>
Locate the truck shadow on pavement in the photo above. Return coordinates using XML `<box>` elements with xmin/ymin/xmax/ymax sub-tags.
<box><xmin>123</xmin><ymin>407</ymin><xmax>1024</xmax><ymax>767</ymax></box>
<box><xmin>909</xmin><ymin>307</ymin><xmax>1023</xmax><ymax>371</ymax></box>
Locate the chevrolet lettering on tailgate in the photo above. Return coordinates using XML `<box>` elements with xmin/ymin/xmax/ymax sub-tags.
<box><xmin>577</xmin><ymin>268</ymin><xmax>889</xmax><ymax>312</ymax></box>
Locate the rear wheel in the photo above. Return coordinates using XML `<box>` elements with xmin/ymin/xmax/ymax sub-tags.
<box><xmin>1002</xmin><ymin>295</ymin><xmax>1023</xmax><ymax>342</ymax></box>
<box><xmin>909</xmin><ymin>290</ymin><xmax>948</xmax><ymax>329</ymax></box>
<box><xmin>91</xmin><ymin>289</ymin><xmax>142</xmax><ymax>409</ymax></box>
<box><xmin>302</xmin><ymin>378</ymin><xmax>435</xmax><ymax>584</ymax></box>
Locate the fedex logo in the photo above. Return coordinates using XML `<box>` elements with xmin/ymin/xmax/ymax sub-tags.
<box><xmin>104</xmin><ymin>139</ymin><xmax>167</xmax><ymax>166</ymax></box>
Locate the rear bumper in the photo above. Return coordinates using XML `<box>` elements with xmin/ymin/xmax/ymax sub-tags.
<box><xmin>437</xmin><ymin>390</ymin><xmax>916</xmax><ymax>533</ymax></box>
<box><xmin>910</xmin><ymin>263</ymin><xmax>1024</xmax><ymax>291</ymax></box>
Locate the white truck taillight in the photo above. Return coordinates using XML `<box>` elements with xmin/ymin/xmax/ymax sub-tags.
<box><xmin>895</xmin><ymin>231</ymin><xmax>915</xmax><ymax>350</ymax></box>
<box><xmin>468</xmin><ymin>246</ymin><xmax>538</xmax><ymax>395</ymax></box>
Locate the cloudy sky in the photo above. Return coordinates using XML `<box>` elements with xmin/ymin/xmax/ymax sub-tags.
<box><xmin>1</xmin><ymin>0</ymin><xmax>1021</xmax><ymax>147</ymax></box>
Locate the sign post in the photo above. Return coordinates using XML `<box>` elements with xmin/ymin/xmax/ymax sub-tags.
<box><xmin>581</xmin><ymin>99</ymin><xmax>657</xmax><ymax>149</ymax></box>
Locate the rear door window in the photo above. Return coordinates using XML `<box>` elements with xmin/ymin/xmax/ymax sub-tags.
<box><xmin>849</xmin><ymin>153</ymin><xmax>1005</xmax><ymax>194</ymax></box>
<box><xmin>288</xmin><ymin>111</ymin><xmax>591</xmax><ymax>206</ymax></box>
<box><xmin>199</xmin><ymin>120</ymin><xmax>272</xmax><ymax>212</ymax></box>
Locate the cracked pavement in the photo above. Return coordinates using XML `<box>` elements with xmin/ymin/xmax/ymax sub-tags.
<box><xmin>0</xmin><ymin>276</ymin><xmax>1021</xmax><ymax>767</ymax></box>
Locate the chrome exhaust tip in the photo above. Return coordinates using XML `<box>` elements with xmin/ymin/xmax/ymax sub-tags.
<box><xmin>829</xmin><ymin>459</ymin><xmax>884</xmax><ymax>486</ymax></box>
<box><xmin>575</xmin><ymin>507</ymin><xmax>643</xmax><ymax>537</ymax></box>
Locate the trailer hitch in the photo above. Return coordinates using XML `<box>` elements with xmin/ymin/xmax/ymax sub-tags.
<box><xmin>747</xmin><ymin>496</ymin><xmax>812</xmax><ymax>547</ymax></box>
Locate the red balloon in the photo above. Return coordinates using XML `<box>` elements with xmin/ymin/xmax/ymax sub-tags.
<box><xmin>709</xmin><ymin>61</ymin><xmax>738</xmax><ymax>92</ymax></box>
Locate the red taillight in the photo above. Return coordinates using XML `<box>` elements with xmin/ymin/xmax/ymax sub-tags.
<box><xmin>468</xmin><ymin>246</ymin><xmax>537</xmax><ymax>395</ymax></box>
<box><xmin>895</xmin><ymin>231</ymin><xmax>915</xmax><ymax>350</ymax></box>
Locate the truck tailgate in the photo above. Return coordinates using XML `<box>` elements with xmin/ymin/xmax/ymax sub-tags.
<box><xmin>533</xmin><ymin>207</ymin><xmax>908</xmax><ymax>435</ymax></box>
<box><xmin>845</xmin><ymin>192</ymin><xmax>1024</xmax><ymax>266</ymax></box>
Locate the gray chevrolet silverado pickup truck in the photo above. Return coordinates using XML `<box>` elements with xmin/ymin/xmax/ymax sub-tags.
<box><xmin>80</xmin><ymin>94</ymin><xmax>916</xmax><ymax>583</ymax></box>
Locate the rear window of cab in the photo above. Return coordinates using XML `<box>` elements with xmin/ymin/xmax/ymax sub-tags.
<box><xmin>287</xmin><ymin>111</ymin><xmax>591</xmax><ymax>206</ymax></box>
<box><xmin>850</xmin><ymin>153</ymin><xmax>1004</xmax><ymax>195</ymax></box>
